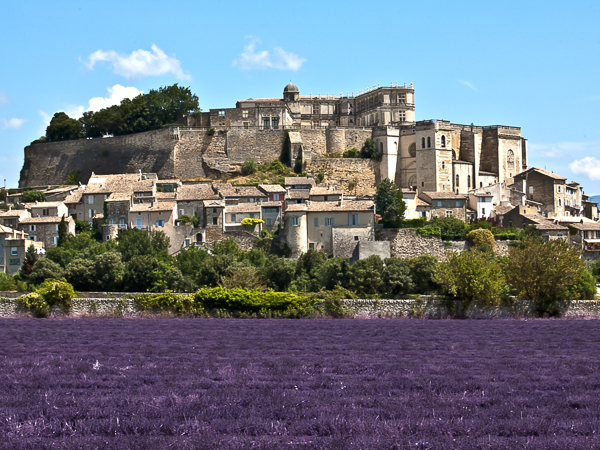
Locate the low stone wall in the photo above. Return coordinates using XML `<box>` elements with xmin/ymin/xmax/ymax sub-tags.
<box><xmin>376</xmin><ymin>228</ymin><xmax>448</xmax><ymax>260</ymax></box>
<box><xmin>343</xmin><ymin>298</ymin><xmax>600</xmax><ymax>319</ymax></box>
<box><xmin>2</xmin><ymin>296</ymin><xmax>600</xmax><ymax>319</ymax></box>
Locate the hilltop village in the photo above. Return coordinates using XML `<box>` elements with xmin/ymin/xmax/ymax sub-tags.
<box><xmin>3</xmin><ymin>82</ymin><xmax>599</xmax><ymax>274</ymax></box>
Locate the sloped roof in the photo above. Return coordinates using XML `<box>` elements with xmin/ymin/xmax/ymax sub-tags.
<box><xmin>63</xmin><ymin>190</ymin><xmax>83</xmax><ymax>204</ymax></box>
<box><xmin>85</xmin><ymin>173</ymin><xmax>141</xmax><ymax>194</ymax></box>
<box><xmin>310</xmin><ymin>186</ymin><xmax>342</xmax><ymax>196</ymax></box>
<box><xmin>25</xmin><ymin>202</ymin><xmax>64</xmax><ymax>208</ymax></box>
<box><xmin>130</xmin><ymin>202</ymin><xmax>177</xmax><ymax>212</ymax></box>
<box><xmin>286</xmin><ymin>200</ymin><xmax>374</xmax><ymax>213</ymax></box>
<box><xmin>493</xmin><ymin>205</ymin><xmax>515</xmax><ymax>216</ymax></box>
<box><xmin>421</xmin><ymin>192</ymin><xmax>467</xmax><ymax>200</ymax></box>
<box><xmin>106</xmin><ymin>193</ymin><xmax>132</xmax><ymax>202</ymax></box>
<box><xmin>258</xmin><ymin>184</ymin><xmax>286</xmax><ymax>194</ymax></box>
<box><xmin>225</xmin><ymin>203</ymin><xmax>262</xmax><ymax>213</ymax></box>
<box><xmin>514</xmin><ymin>167</ymin><xmax>567</xmax><ymax>181</ymax></box>
<box><xmin>285</xmin><ymin>177</ymin><xmax>316</xmax><ymax>187</ymax></box>
<box><xmin>177</xmin><ymin>184</ymin><xmax>219</xmax><ymax>201</ymax></box>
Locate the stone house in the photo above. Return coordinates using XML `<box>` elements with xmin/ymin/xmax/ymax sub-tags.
<box><xmin>203</xmin><ymin>200</ymin><xmax>226</xmax><ymax>242</ymax></box>
<box><xmin>284</xmin><ymin>200</ymin><xmax>375</xmax><ymax>258</ymax></box>
<box><xmin>261</xmin><ymin>201</ymin><xmax>283</xmax><ymax>230</ymax></box>
<box><xmin>258</xmin><ymin>184</ymin><xmax>286</xmax><ymax>204</ymax></box>
<box><xmin>213</xmin><ymin>184</ymin><xmax>267</xmax><ymax>204</ymax></box>
<box><xmin>131</xmin><ymin>179</ymin><xmax>156</xmax><ymax>204</ymax></box>
<box><xmin>4</xmin><ymin>228</ymin><xmax>44</xmax><ymax>275</ymax></box>
<box><xmin>63</xmin><ymin>188</ymin><xmax>85</xmax><ymax>221</ymax></box>
<box><xmin>285</xmin><ymin>177</ymin><xmax>316</xmax><ymax>190</ymax></box>
<box><xmin>18</xmin><ymin>215</ymin><xmax>75</xmax><ymax>249</ymax></box>
<box><xmin>285</xmin><ymin>189</ymin><xmax>310</xmax><ymax>209</ymax></box>
<box><xmin>0</xmin><ymin>208</ymin><xmax>30</xmax><ymax>229</ymax></box>
<box><xmin>582</xmin><ymin>195</ymin><xmax>599</xmax><ymax>220</ymax></box>
<box><xmin>82</xmin><ymin>173</ymin><xmax>143</xmax><ymax>223</ymax></box>
<box><xmin>418</xmin><ymin>192</ymin><xmax>467</xmax><ymax>222</ymax></box>
<box><xmin>309</xmin><ymin>186</ymin><xmax>343</xmax><ymax>202</ymax></box>
<box><xmin>468</xmin><ymin>193</ymin><xmax>494</xmax><ymax>220</ymax></box>
<box><xmin>105</xmin><ymin>193</ymin><xmax>132</xmax><ymax>232</ymax></box>
<box><xmin>402</xmin><ymin>189</ymin><xmax>420</xmax><ymax>220</ymax></box>
<box><xmin>175</xmin><ymin>183</ymin><xmax>219</xmax><ymax>225</ymax></box>
<box><xmin>129</xmin><ymin>201</ymin><xmax>177</xmax><ymax>231</ymax></box>
<box><xmin>224</xmin><ymin>203</ymin><xmax>262</xmax><ymax>231</ymax></box>
<box><xmin>559</xmin><ymin>221</ymin><xmax>600</xmax><ymax>256</ymax></box>
<box><xmin>512</xmin><ymin>168</ymin><xmax>569</xmax><ymax>218</ymax></box>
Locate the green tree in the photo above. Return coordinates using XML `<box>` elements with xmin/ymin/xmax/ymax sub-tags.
<box><xmin>568</xmin><ymin>269</ymin><xmax>597</xmax><ymax>300</ymax></box>
<box><xmin>382</xmin><ymin>257</ymin><xmax>413</xmax><ymax>295</ymax></box>
<box><xmin>350</xmin><ymin>255</ymin><xmax>384</xmax><ymax>294</ymax></box>
<box><xmin>175</xmin><ymin>245</ymin><xmax>210</xmax><ymax>278</ymax></box>
<box><xmin>20</xmin><ymin>189</ymin><xmax>46</xmax><ymax>203</ymax></box>
<box><xmin>435</xmin><ymin>250</ymin><xmax>505</xmax><ymax>308</ymax></box>
<box><xmin>116</xmin><ymin>229</ymin><xmax>170</xmax><ymax>263</ymax></box>
<box><xmin>57</xmin><ymin>215</ymin><xmax>68</xmax><ymax>247</ymax></box>
<box><xmin>316</xmin><ymin>257</ymin><xmax>351</xmax><ymax>291</ymax></box>
<box><xmin>46</xmin><ymin>112</ymin><xmax>83</xmax><ymax>141</ymax></box>
<box><xmin>506</xmin><ymin>237</ymin><xmax>586</xmax><ymax>315</ymax></box>
<box><xmin>375</xmin><ymin>178</ymin><xmax>406</xmax><ymax>227</ymax></box>
<box><xmin>93</xmin><ymin>251</ymin><xmax>125</xmax><ymax>291</ymax></box>
<box><xmin>64</xmin><ymin>258</ymin><xmax>96</xmax><ymax>291</ymax></box>
<box><xmin>407</xmin><ymin>255</ymin><xmax>441</xmax><ymax>294</ymax></box>
<box><xmin>262</xmin><ymin>256</ymin><xmax>296</xmax><ymax>291</ymax></box>
<box><xmin>360</xmin><ymin>138</ymin><xmax>381</xmax><ymax>160</ymax></box>
<box><xmin>122</xmin><ymin>255</ymin><xmax>160</xmax><ymax>292</ymax></box>
<box><xmin>212</xmin><ymin>238</ymin><xmax>239</xmax><ymax>257</ymax></box>
<box><xmin>432</xmin><ymin>216</ymin><xmax>467</xmax><ymax>240</ymax></box>
<box><xmin>29</xmin><ymin>258</ymin><xmax>64</xmax><ymax>285</ymax></box>
<box><xmin>20</xmin><ymin>245</ymin><xmax>39</xmax><ymax>280</ymax></box>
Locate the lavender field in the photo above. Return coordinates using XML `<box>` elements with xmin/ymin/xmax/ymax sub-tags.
<box><xmin>1</xmin><ymin>319</ymin><xmax>599</xmax><ymax>449</ymax></box>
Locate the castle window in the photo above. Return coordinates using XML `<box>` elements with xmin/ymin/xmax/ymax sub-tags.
<box><xmin>272</xmin><ymin>117</ymin><xmax>279</xmax><ymax>129</ymax></box>
<box><xmin>427</xmin><ymin>137</ymin><xmax>431</xmax><ymax>148</ymax></box>
<box><xmin>313</xmin><ymin>104</ymin><xmax>319</xmax><ymax>115</ymax></box>
<box><xmin>380</xmin><ymin>142</ymin><xmax>384</xmax><ymax>153</ymax></box>
<box><xmin>218</xmin><ymin>111</ymin><xmax>225</xmax><ymax>117</ymax></box>
<box><xmin>242</xmin><ymin>110</ymin><xmax>248</xmax><ymax>119</ymax></box>
<box><xmin>398</xmin><ymin>111</ymin><xmax>405</xmax><ymax>122</ymax></box>
<box><xmin>409</xmin><ymin>143</ymin><xmax>416</xmax><ymax>157</ymax></box>
<box><xmin>468</xmin><ymin>175</ymin><xmax>471</xmax><ymax>188</ymax></box>
<box><xmin>446</xmin><ymin>210</ymin><xmax>453</xmax><ymax>217</ymax></box>
<box><xmin>442</xmin><ymin>161</ymin><xmax>445</xmax><ymax>169</ymax></box>
<box><xmin>421</xmin><ymin>137</ymin><xmax>425</xmax><ymax>149</ymax></box>
<box><xmin>441</xmin><ymin>135</ymin><xmax>446</xmax><ymax>148</ymax></box>
<box><xmin>507</xmin><ymin>149</ymin><xmax>515</xmax><ymax>169</ymax></box>
<box><xmin>455</xmin><ymin>174</ymin><xmax>459</xmax><ymax>187</ymax></box>
<box><xmin>263</xmin><ymin>117</ymin><xmax>270</xmax><ymax>129</ymax></box>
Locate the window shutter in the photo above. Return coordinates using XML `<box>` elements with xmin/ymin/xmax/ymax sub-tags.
<box><xmin>348</xmin><ymin>213</ymin><xmax>352</xmax><ymax>225</ymax></box>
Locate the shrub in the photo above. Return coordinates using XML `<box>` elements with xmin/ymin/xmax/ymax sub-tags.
<box><xmin>195</xmin><ymin>287</ymin><xmax>313</xmax><ymax>314</ymax></box>
<box><xmin>432</xmin><ymin>217</ymin><xmax>467</xmax><ymax>240</ymax></box>
<box><xmin>241</xmin><ymin>159</ymin><xmax>258</xmax><ymax>176</ymax></box>
<box><xmin>37</xmin><ymin>278</ymin><xmax>75</xmax><ymax>314</ymax></box>
<box><xmin>241</xmin><ymin>218</ymin><xmax>264</xmax><ymax>227</ymax></box>
<box><xmin>134</xmin><ymin>292</ymin><xmax>203</xmax><ymax>315</ymax></box>
<box><xmin>350</xmin><ymin>255</ymin><xmax>384</xmax><ymax>294</ymax></box>
<box><xmin>399</xmin><ymin>218</ymin><xmax>427</xmax><ymax>229</ymax></box>
<box><xmin>21</xmin><ymin>189</ymin><xmax>46</xmax><ymax>203</ymax></box>
<box><xmin>569</xmin><ymin>270</ymin><xmax>597</xmax><ymax>300</ymax></box>
<box><xmin>178</xmin><ymin>214</ymin><xmax>192</xmax><ymax>225</ymax></box>
<box><xmin>343</xmin><ymin>148</ymin><xmax>359</xmax><ymax>158</ymax></box>
<box><xmin>407</xmin><ymin>255</ymin><xmax>441</xmax><ymax>294</ymax></box>
<box><xmin>416</xmin><ymin>226</ymin><xmax>441</xmax><ymax>238</ymax></box>
<box><xmin>382</xmin><ymin>257</ymin><xmax>413</xmax><ymax>295</ymax></box>
<box><xmin>206</xmin><ymin>128</ymin><xmax>215</xmax><ymax>136</ymax></box>
<box><xmin>17</xmin><ymin>292</ymin><xmax>49</xmax><ymax>318</ymax></box>
<box><xmin>316</xmin><ymin>171</ymin><xmax>325</xmax><ymax>184</ymax></box>
<box><xmin>467</xmin><ymin>228</ymin><xmax>495</xmax><ymax>252</ymax></box>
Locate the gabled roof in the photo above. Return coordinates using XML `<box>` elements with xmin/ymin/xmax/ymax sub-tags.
<box><xmin>63</xmin><ymin>190</ymin><xmax>83</xmax><ymax>204</ymax></box>
<box><xmin>215</xmin><ymin>185</ymin><xmax>265</xmax><ymax>198</ymax></box>
<box><xmin>105</xmin><ymin>193</ymin><xmax>131</xmax><ymax>202</ymax></box>
<box><xmin>21</xmin><ymin>216</ymin><xmax>71</xmax><ymax>224</ymax></box>
<box><xmin>563</xmin><ymin>222</ymin><xmax>600</xmax><ymax>231</ymax></box>
<box><xmin>25</xmin><ymin>202</ymin><xmax>64</xmax><ymax>208</ymax></box>
<box><xmin>421</xmin><ymin>192</ymin><xmax>467</xmax><ymax>200</ymax></box>
<box><xmin>514</xmin><ymin>167</ymin><xmax>567</xmax><ymax>181</ymax></box>
<box><xmin>203</xmin><ymin>200</ymin><xmax>226</xmax><ymax>208</ymax></box>
<box><xmin>493</xmin><ymin>205</ymin><xmax>515</xmax><ymax>216</ymax></box>
<box><xmin>287</xmin><ymin>189</ymin><xmax>310</xmax><ymax>200</ymax></box>
<box><xmin>310</xmin><ymin>186</ymin><xmax>342</xmax><ymax>196</ymax></box>
<box><xmin>85</xmin><ymin>173</ymin><xmax>141</xmax><ymax>194</ymax></box>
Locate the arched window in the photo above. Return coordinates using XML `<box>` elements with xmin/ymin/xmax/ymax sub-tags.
<box><xmin>427</xmin><ymin>137</ymin><xmax>431</xmax><ymax>148</ymax></box>
<box><xmin>507</xmin><ymin>149</ymin><xmax>515</xmax><ymax>169</ymax></box>
<box><xmin>409</xmin><ymin>143</ymin><xmax>416</xmax><ymax>157</ymax></box>
<box><xmin>421</xmin><ymin>137</ymin><xmax>426</xmax><ymax>149</ymax></box>
<box><xmin>455</xmin><ymin>174</ymin><xmax>459</xmax><ymax>187</ymax></box>
<box><xmin>441</xmin><ymin>135</ymin><xmax>446</xmax><ymax>148</ymax></box>
<box><xmin>468</xmin><ymin>175</ymin><xmax>471</xmax><ymax>188</ymax></box>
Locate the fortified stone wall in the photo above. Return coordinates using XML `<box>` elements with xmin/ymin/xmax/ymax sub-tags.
<box><xmin>306</xmin><ymin>158</ymin><xmax>380</xmax><ymax>196</ymax></box>
<box><xmin>20</xmin><ymin>129</ymin><xmax>176</xmax><ymax>187</ymax></box>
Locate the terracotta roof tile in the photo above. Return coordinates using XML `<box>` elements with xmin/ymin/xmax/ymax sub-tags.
<box><xmin>286</xmin><ymin>200</ymin><xmax>374</xmax><ymax>213</ymax></box>
<box><xmin>285</xmin><ymin>177</ymin><xmax>316</xmax><ymax>187</ymax></box>
<box><xmin>225</xmin><ymin>203</ymin><xmax>262</xmax><ymax>213</ymax></box>
<box><xmin>130</xmin><ymin>202</ymin><xmax>176</xmax><ymax>212</ymax></box>
<box><xmin>310</xmin><ymin>186</ymin><xmax>342</xmax><ymax>196</ymax></box>
<box><xmin>177</xmin><ymin>184</ymin><xmax>219</xmax><ymax>201</ymax></box>
<box><xmin>258</xmin><ymin>184</ymin><xmax>286</xmax><ymax>194</ymax></box>
<box><xmin>287</xmin><ymin>190</ymin><xmax>310</xmax><ymax>199</ymax></box>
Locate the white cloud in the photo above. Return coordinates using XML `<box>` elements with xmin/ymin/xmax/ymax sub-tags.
<box><xmin>0</xmin><ymin>92</ymin><xmax>9</xmax><ymax>106</ymax></box>
<box><xmin>0</xmin><ymin>118</ymin><xmax>27</xmax><ymax>129</ymax></box>
<box><xmin>529</xmin><ymin>141</ymin><xmax>600</xmax><ymax>159</ymax></box>
<box><xmin>83</xmin><ymin>44</ymin><xmax>190</xmax><ymax>80</ymax></box>
<box><xmin>457</xmin><ymin>79</ymin><xmax>476</xmax><ymax>91</ymax></box>
<box><xmin>233</xmin><ymin>37</ymin><xmax>306</xmax><ymax>71</ymax></box>
<box><xmin>63</xmin><ymin>85</ymin><xmax>144</xmax><ymax>119</ymax></box>
<box><xmin>569</xmin><ymin>156</ymin><xmax>600</xmax><ymax>181</ymax></box>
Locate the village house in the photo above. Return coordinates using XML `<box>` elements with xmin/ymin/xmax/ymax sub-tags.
<box><xmin>418</xmin><ymin>192</ymin><xmax>468</xmax><ymax>222</ymax></box>
<box><xmin>2</xmin><ymin>227</ymin><xmax>44</xmax><ymax>276</ymax></box>
<box><xmin>284</xmin><ymin>200</ymin><xmax>375</xmax><ymax>258</ymax></box>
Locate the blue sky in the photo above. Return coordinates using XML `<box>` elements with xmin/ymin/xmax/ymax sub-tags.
<box><xmin>1</xmin><ymin>0</ymin><xmax>600</xmax><ymax>194</ymax></box>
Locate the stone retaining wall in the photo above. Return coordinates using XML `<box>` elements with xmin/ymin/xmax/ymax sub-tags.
<box><xmin>2</xmin><ymin>296</ymin><xmax>600</xmax><ymax>319</ymax></box>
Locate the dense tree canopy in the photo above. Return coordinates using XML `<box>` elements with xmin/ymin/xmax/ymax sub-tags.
<box><xmin>36</xmin><ymin>84</ymin><xmax>199</xmax><ymax>144</ymax></box>
<box><xmin>375</xmin><ymin>178</ymin><xmax>406</xmax><ymax>227</ymax></box>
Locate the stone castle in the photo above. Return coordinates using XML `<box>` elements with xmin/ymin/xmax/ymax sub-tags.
<box><xmin>19</xmin><ymin>83</ymin><xmax>528</xmax><ymax>194</ymax></box>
